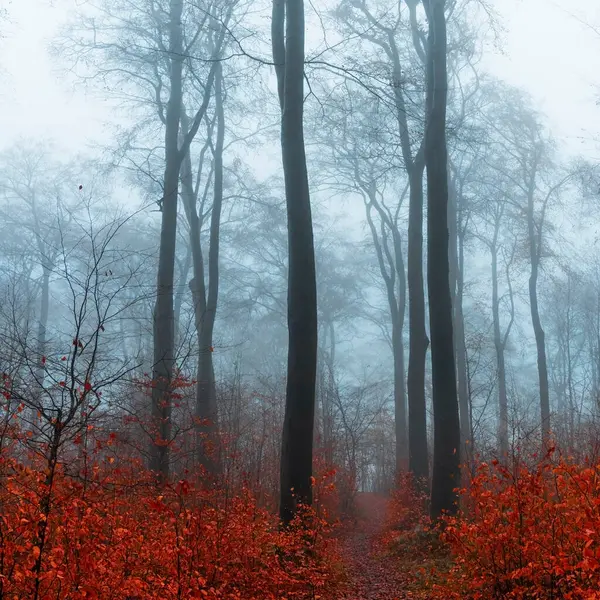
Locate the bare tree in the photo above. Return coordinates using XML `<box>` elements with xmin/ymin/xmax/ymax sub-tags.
<box><xmin>480</xmin><ymin>84</ymin><xmax>577</xmax><ymax>450</ymax></box>
<box><xmin>56</xmin><ymin>0</ymin><xmax>234</xmax><ymax>478</ymax></box>
<box><xmin>272</xmin><ymin>0</ymin><xmax>318</xmax><ymax>525</ymax></box>
<box><xmin>424</xmin><ymin>0</ymin><xmax>461</xmax><ymax>520</ymax></box>
<box><xmin>332</xmin><ymin>0</ymin><xmax>430</xmax><ymax>482</ymax></box>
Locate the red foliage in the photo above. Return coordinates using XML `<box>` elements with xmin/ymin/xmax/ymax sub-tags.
<box><xmin>0</xmin><ymin>452</ymin><xmax>343</xmax><ymax>599</ymax></box>
<box><xmin>377</xmin><ymin>472</ymin><xmax>429</xmax><ymax>550</ymax></box>
<box><xmin>436</xmin><ymin>455</ymin><xmax>600</xmax><ymax>599</ymax></box>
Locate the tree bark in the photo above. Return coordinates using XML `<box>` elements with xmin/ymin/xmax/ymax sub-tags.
<box><xmin>491</xmin><ymin>242</ymin><xmax>508</xmax><ymax>455</ymax></box>
<box><xmin>448</xmin><ymin>172</ymin><xmax>471</xmax><ymax>460</ymax></box>
<box><xmin>424</xmin><ymin>0</ymin><xmax>461</xmax><ymax>521</ymax></box>
<box><xmin>527</xmin><ymin>183</ymin><xmax>551</xmax><ymax>449</ymax></box>
<box><xmin>364</xmin><ymin>196</ymin><xmax>408</xmax><ymax>473</ymax></box>
<box><xmin>179</xmin><ymin>68</ymin><xmax>224</xmax><ymax>476</ymax></box>
<box><xmin>407</xmin><ymin>167</ymin><xmax>429</xmax><ymax>483</ymax></box>
<box><xmin>272</xmin><ymin>0</ymin><xmax>318</xmax><ymax>526</ymax></box>
<box><xmin>390</xmin><ymin>30</ymin><xmax>429</xmax><ymax>485</ymax></box>
<box><xmin>173</xmin><ymin>244</ymin><xmax>191</xmax><ymax>338</ymax></box>
<box><xmin>348</xmin><ymin>0</ymin><xmax>429</xmax><ymax>484</ymax></box>
<box><xmin>197</xmin><ymin>60</ymin><xmax>225</xmax><ymax>474</ymax></box>
<box><xmin>150</xmin><ymin>0</ymin><xmax>185</xmax><ymax>479</ymax></box>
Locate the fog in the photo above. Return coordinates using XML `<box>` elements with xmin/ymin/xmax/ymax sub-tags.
<box><xmin>1</xmin><ymin>0</ymin><xmax>600</xmax><ymax>498</ymax></box>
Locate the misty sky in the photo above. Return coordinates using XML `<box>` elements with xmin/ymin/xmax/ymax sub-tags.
<box><xmin>0</xmin><ymin>0</ymin><xmax>599</xmax><ymax>158</ymax></box>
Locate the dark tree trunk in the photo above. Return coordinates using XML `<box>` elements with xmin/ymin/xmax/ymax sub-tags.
<box><xmin>529</xmin><ymin>259</ymin><xmax>550</xmax><ymax>447</ymax></box>
<box><xmin>173</xmin><ymin>244</ymin><xmax>191</xmax><ymax>338</ymax></box>
<box><xmin>32</xmin><ymin>264</ymin><xmax>50</xmax><ymax>434</ymax></box>
<box><xmin>150</xmin><ymin>0</ymin><xmax>185</xmax><ymax>479</ymax></box>
<box><xmin>353</xmin><ymin>2</ymin><xmax>429</xmax><ymax>484</ymax></box>
<box><xmin>196</xmin><ymin>60</ymin><xmax>225</xmax><ymax>474</ymax></box>
<box><xmin>424</xmin><ymin>0</ymin><xmax>461</xmax><ymax>521</ymax></box>
<box><xmin>364</xmin><ymin>197</ymin><xmax>408</xmax><ymax>473</ymax></box>
<box><xmin>272</xmin><ymin>0</ymin><xmax>318</xmax><ymax>526</ymax></box>
<box><xmin>392</xmin><ymin>227</ymin><xmax>409</xmax><ymax>474</ymax></box>
<box><xmin>407</xmin><ymin>167</ymin><xmax>429</xmax><ymax>483</ymax></box>
<box><xmin>448</xmin><ymin>173</ymin><xmax>471</xmax><ymax>460</ymax></box>
<box><xmin>388</xmin><ymin>20</ymin><xmax>428</xmax><ymax>483</ymax></box>
<box><xmin>179</xmin><ymin>73</ymin><xmax>224</xmax><ymax>475</ymax></box>
<box><xmin>454</xmin><ymin>266</ymin><xmax>470</xmax><ymax>456</ymax></box>
<box><xmin>527</xmin><ymin>176</ymin><xmax>551</xmax><ymax>450</ymax></box>
<box><xmin>527</xmin><ymin>184</ymin><xmax>551</xmax><ymax>448</ymax></box>
<box><xmin>393</xmin><ymin>326</ymin><xmax>408</xmax><ymax>471</ymax></box>
<box><xmin>322</xmin><ymin>321</ymin><xmax>336</xmax><ymax>466</ymax></box>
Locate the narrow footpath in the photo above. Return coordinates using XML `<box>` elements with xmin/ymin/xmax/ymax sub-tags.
<box><xmin>336</xmin><ymin>493</ymin><xmax>410</xmax><ymax>600</ymax></box>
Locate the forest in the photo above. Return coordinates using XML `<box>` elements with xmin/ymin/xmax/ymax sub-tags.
<box><xmin>1</xmin><ymin>0</ymin><xmax>600</xmax><ymax>598</ymax></box>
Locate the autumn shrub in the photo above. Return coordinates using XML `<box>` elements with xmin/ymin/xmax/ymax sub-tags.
<box><xmin>0</xmin><ymin>447</ymin><xmax>343</xmax><ymax>599</ymax></box>
<box><xmin>378</xmin><ymin>471</ymin><xmax>430</xmax><ymax>553</ymax></box>
<box><xmin>435</xmin><ymin>455</ymin><xmax>600</xmax><ymax>600</ymax></box>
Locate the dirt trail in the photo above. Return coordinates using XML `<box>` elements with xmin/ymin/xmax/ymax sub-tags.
<box><xmin>336</xmin><ymin>493</ymin><xmax>409</xmax><ymax>600</ymax></box>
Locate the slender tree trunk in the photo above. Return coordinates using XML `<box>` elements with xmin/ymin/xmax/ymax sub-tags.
<box><xmin>364</xmin><ymin>198</ymin><xmax>408</xmax><ymax>473</ymax></box>
<box><xmin>374</xmin><ymin>7</ymin><xmax>429</xmax><ymax>484</ymax></box>
<box><xmin>392</xmin><ymin>226</ymin><xmax>408</xmax><ymax>474</ymax></box>
<box><xmin>32</xmin><ymin>266</ymin><xmax>50</xmax><ymax>434</ymax></box>
<box><xmin>150</xmin><ymin>0</ymin><xmax>185</xmax><ymax>479</ymax></box>
<box><xmin>323</xmin><ymin>321</ymin><xmax>336</xmax><ymax>465</ymax></box>
<box><xmin>448</xmin><ymin>174</ymin><xmax>470</xmax><ymax>459</ymax></box>
<box><xmin>197</xmin><ymin>62</ymin><xmax>225</xmax><ymax>474</ymax></box>
<box><xmin>491</xmin><ymin>241</ymin><xmax>509</xmax><ymax>456</ymax></box>
<box><xmin>407</xmin><ymin>167</ymin><xmax>429</xmax><ymax>483</ymax></box>
<box><xmin>179</xmin><ymin>69</ymin><xmax>224</xmax><ymax>476</ymax></box>
<box><xmin>527</xmin><ymin>187</ymin><xmax>551</xmax><ymax>448</ymax></box>
<box><xmin>424</xmin><ymin>0</ymin><xmax>460</xmax><ymax>521</ymax></box>
<box><xmin>174</xmin><ymin>244</ymin><xmax>191</xmax><ymax>337</ymax></box>
<box><xmin>454</xmin><ymin>265</ymin><xmax>470</xmax><ymax>457</ymax></box>
<box><xmin>272</xmin><ymin>0</ymin><xmax>318</xmax><ymax>526</ymax></box>
<box><xmin>392</xmin><ymin>319</ymin><xmax>408</xmax><ymax>472</ymax></box>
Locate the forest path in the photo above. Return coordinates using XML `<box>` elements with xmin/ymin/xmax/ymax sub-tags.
<box><xmin>336</xmin><ymin>493</ymin><xmax>409</xmax><ymax>600</ymax></box>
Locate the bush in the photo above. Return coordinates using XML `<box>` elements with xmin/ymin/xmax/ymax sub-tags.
<box><xmin>436</xmin><ymin>455</ymin><xmax>600</xmax><ymax>599</ymax></box>
<box><xmin>0</xmin><ymin>452</ymin><xmax>342</xmax><ymax>599</ymax></box>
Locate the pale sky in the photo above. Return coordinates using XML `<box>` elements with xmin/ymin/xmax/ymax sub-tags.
<box><xmin>0</xmin><ymin>0</ymin><xmax>599</xmax><ymax>158</ymax></box>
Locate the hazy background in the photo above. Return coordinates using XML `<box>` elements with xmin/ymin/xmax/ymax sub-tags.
<box><xmin>1</xmin><ymin>0</ymin><xmax>599</xmax><ymax>157</ymax></box>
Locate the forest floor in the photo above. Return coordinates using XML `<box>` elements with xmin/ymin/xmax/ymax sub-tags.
<box><xmin>335</xmin><ymin>493</ymin><xmax>448</xmax><ymax>600</ymax></box>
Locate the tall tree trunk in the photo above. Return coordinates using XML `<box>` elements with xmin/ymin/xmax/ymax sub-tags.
<box><xmin>491</xmin><ymin>241</ymin><xmax>508</xmax><ymax>456</ymax></box>
<box><xmin>448</xmin><ymin>173</ymin><xmax>470</xmax><ymax>459</ymax></box>
<box><xmin>364</xmin><ymin>197</ymin><xmax>408</xmax><ymax>473</ymax></box>
<box><xmin>392</xmin><ymin>225</ymin><xmax>408</xmax><ymax>474</ymax></box>
<box><xmin>424</xmin><ymin>0</ymin><xmax>460</xmax><ymax>521</ymax></box>
<box><xmin>173</xmin><ymin>244</ymin><xmax>191</xmax><ymax>338</ymax></box>
<box><xmin>385</xmin><ymin>20</ymin><xmax>429</xmax><ymax>483</ymax></box>
<box><xmin>323</xmin><ymin>321</ymin><xmax>336</xmax><ymax>466</ymax></box>
<box><xmin>527</xmin><ymin>185</ymin><xmax>550</xmax><ymax>448</ymax></box>
<box><xmin>454</xmin><ymin>250</ymin><xmax>470</xmax><ymax>456</ymax></box>
<box><xmin>179</xmin><ymin>69</ymin><xmax>224</xmax><ymax>476</ymax></box>
<box><xmin>150</xmin><ymin>0</ymin><xmax>185</xmax><ymax>479</ymax></box>
<box><xmin>196</xmin><ymin>60</ymin><xmax>225</xmax><ymax>474</ymax></box>
<box><xmin>407</xmin><ymin>167</ymin><xmax>429</xmax><ymax>483</ymax></box>
<box><xmin>32</xmin><ymin>265</ymin><xmax>50</xmax><ymax>434</ymax></box>
<box><xmin>393</xmin><ymin>320</ymin><xmax>408</xmax><ymax>472</ymax></box>
<box><xmin>272</xmin><ymin>0</ymin><xmax>318</xmax><ymax>526</ymax></box>
<box><xmin>350</xmin><ymin>2</ymin><xmax>429</xmax><ymax>484</ymax></box>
